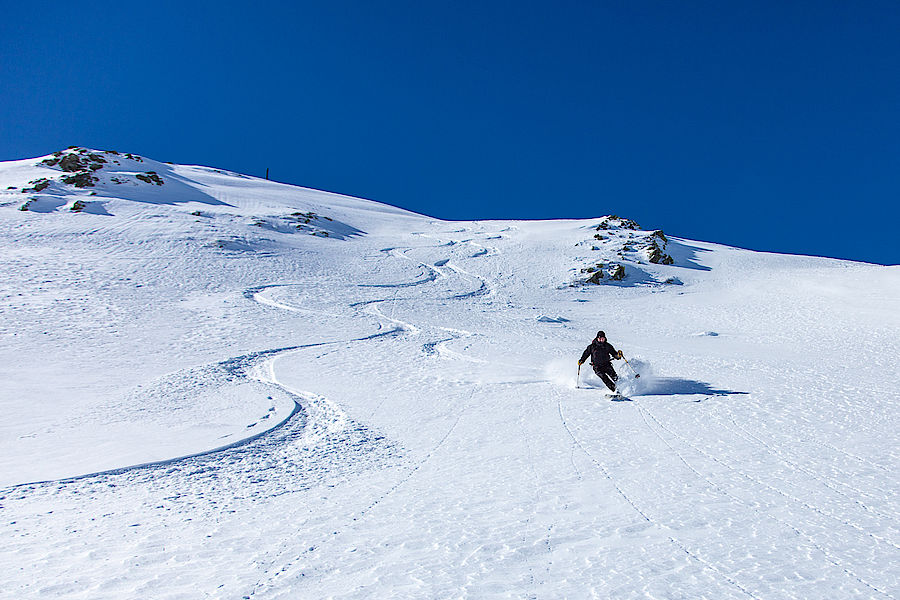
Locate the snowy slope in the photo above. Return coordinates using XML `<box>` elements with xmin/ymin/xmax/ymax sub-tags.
<box><xmin>1</xmin><ymin>149</ymin><xmax>898</xmax><ymax>599</ymax></box>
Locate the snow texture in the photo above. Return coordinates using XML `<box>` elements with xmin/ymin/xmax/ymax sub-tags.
<box><xmin>1</xmin><ymin>149</ymin><xmax>898</xmax><ymax>599</ymax></box>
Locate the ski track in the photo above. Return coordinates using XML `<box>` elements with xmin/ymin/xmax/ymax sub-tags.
<box><xmin>636</xmin><ymin>403</ymin><xmax>895</xmax><ymax>600</ymax></box>
<box><xmin>554</xmin><ymin>392</ymin><xmax>762</xmax><ymax>600</ymax></box>
<box><xmin>244</xmin><ymin>284</ymin><xmax>347</xmax><ymax>318</ymax></box>
<box><xmin>639</xmin><ymin>401</ymin><xmax>900</xmax><ymax>588</ymax></box>
<box><xmin>8</xmin><ymin>346</ymin><xmax>310</xmax><ymax>487</ymax></box>
<box><xmin>711</xmin><ymin>402</ymin><xmax>896</xmax><ymax>519</ymax></box>
<box><xmin>683</xmin><ymin>403</ymin><xmax>900</xmax><ymax>549</ymax></box>
<box><xmin>732</xmin><ymin>400</ymin><xmax>896</xmax><ymax>475</ymax></box>
<box><xmin>516</xmin><ymin>390</ymin><xmax>555</xmax><ymax>597</ymax></box>
<box><xmin>244</xmin><ymin>233</ymin><xmax>502</xmax><ymax>596</ymax></box>
<box><xmin>247</xmin><ymin>387</ymin><xmax>479</xmax><ymax>599</ymax></box>
<box><xmin>2</xmin><ymin>323</ymin><xmax>408</xmax><ymax>490</ymax></box>
<box><xmin>1</xmin><ymin>378</ymin><xmax>400</xmax><ymax>598</ymax></box>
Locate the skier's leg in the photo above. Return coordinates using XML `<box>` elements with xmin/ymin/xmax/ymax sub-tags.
<box><xmin>600</xmin><ymin>374</ymin><xmax>616</xmax><ymax>391</ymax></box>
<box><xmin>592</xmin><ymin>364</ymin><xmax>616</xmax><ymax>391</ymax></box>
<box><xmin>594</xmin><ymin>364</ymin><xmax>616</xmax><ymax>391</ymax></box>
<box><xmin>598</xmin><ymin>364</ymin><xmax>617</xmax><ymax>392</ymax></box>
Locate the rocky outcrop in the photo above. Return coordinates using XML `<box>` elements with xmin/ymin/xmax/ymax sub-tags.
<box><xmin>574</xmin><ymin>216</ymin><xmax>678</xmax><ymax>287</ymax></box>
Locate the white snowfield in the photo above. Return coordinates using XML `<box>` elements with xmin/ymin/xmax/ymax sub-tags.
<box><xmin>1</xmin><ymin>149</ymin><xmax>898</xmax><ymax>599</ymax></box>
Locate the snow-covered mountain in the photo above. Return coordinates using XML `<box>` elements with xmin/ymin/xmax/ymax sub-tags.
<box><xmin>1</xmin><ymin>148</ymin><xmax>897</xmax><ymax>599</ymax></box>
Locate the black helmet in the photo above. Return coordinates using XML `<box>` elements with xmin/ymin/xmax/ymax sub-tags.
<box><xmin>596</xmin><ymin>330</ymin><xmax>606</xmax><ymax>339</ymax></box>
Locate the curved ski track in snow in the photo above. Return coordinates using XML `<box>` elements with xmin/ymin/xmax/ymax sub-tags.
<box><xmin>9</xmin><ymin>348</ymin><xmax>307</xmax><ymax>487</ymax></box>
<box><xmin>5</xmin><ymin>256</ymin><xmax>439</xmax><ymax>489</ymax></box>
<box><xmin>246</xmin><ymin>387</ymin><xmax>481</xmax><ymax>599</ymax></box>
<box><xmin>5</xmin><ymin>337</ymin><xmax>397</xmax><ymax>490</ymax></box>
<box><xmin>241</xmin><ymin>238</ymin><xmax>503</xmax><ymax>597</ymax></box>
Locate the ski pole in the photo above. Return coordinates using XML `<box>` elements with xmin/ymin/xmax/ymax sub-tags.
<box><xmin>576</xmin><ymin>363</ymin><xmax>581</xmax><ymax>388</ymax></box>
<box><xmin>620</xmin><ymin>353</ymin><xmax>640</xmax><ymax>378</ymax></box>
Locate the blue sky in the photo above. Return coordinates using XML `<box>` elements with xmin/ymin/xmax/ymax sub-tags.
<box><xmin>2</xmin><ymin>1</ymin><xmax>898</xmax><ymax>264</ymax></box>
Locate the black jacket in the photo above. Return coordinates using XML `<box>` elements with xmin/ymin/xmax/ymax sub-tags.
<box><xmin>580</xmin><ymin>340</ymin><xmax>618</xmax><ymax>366</ymax></box>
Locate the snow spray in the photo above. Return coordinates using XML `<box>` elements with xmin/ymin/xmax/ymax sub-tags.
<box><xmin>544</xmin><ymin>358</ymin><xmax>581</xmax><ymax>388</ymax></box>
<box><xmin>615</xmin><ymin>357</ymin><xmax>654</xmax><ymax>396</ymax></box>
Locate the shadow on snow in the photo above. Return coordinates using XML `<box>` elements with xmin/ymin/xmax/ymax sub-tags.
<box><xmin>666</xmin><ymin>239</ymin><xmax>713</xmax><ymax>271</ymax></box>
<box><xmin>640</xmin><ymin>377</ymin><xmax>747</xmax><ymax>397</ymax></box>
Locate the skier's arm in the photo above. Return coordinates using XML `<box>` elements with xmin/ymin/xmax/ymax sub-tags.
<box><xmin>609</xmin><ymin>344</ymin><xmax>619</xmax><ymax>360</ymax></box>
<box><xmin>578</xmin><ymin>346</ymin><xmax>591</xmax><ymax>364</ymax></box>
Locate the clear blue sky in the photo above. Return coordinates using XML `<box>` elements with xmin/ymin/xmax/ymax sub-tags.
<box><xmin>2</xmin><ymin>1</ymin><xmax>898</xmax><ymax>264</ymax></box>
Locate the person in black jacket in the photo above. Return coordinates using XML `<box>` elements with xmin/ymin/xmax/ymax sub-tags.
<box><xmin>578</xmin><ymin>330</ymin><xmax>622</xmax><ymax>392</ymax></box>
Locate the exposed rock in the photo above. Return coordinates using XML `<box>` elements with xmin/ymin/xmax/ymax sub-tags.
<box><xmin>61</xmin><ymin>171</ymin><xmax>97</xmax><ymax>188</ymax></box>
<box><xmin>596</xmin><ymin>215</ymin><xmax>640</xmax><ymax>231</ymax></box>
<box><xmin>135</xmin><ymin>171</ymin><xmax>164</xmax><ymax>185</ymax></box>
<box><xmin>645</xmin><ymin>237</ymin><xmax>674</xmax><ymax>265</ymax></box>
<box><xmin>24</xmin><ymin>178</ymin><xmax>51</xmax><ymax>193</ymax></box>
<box><xmin>59</xmin><ymin>153</ymin><xmax>88</xmax><ymax>172</ymax></box>
<box><xmin>587</xmin><ymin>270</ymin><xmax>604</xmax><ymax>284</ymax></box>
<box><xmin>48</xmin><ymin>149</ymin><xmax>107</xmax><ymax>173</ymax></box>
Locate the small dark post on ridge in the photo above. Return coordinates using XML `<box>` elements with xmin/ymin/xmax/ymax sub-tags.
<box><xmin>265</xmin><ymin>168</ymin><xmax>269</xmax><ymax>180</ymax></box>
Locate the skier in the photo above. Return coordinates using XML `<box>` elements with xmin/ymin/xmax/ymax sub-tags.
<box><xmin>578</xmin><ymin>330</ymin><xmax>623</xmax><ymax>392</ymax></box>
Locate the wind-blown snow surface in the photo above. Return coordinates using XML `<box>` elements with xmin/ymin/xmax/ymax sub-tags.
<box><xmin>1</xmin><ymin>150</ymin><xmax>898</xmax><ymax>599</ymax></box>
